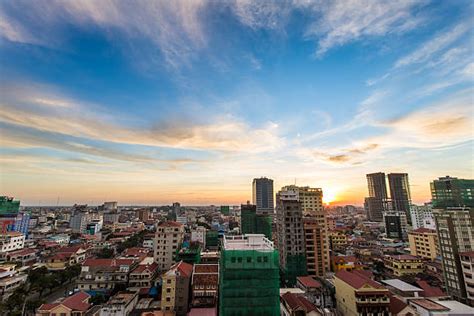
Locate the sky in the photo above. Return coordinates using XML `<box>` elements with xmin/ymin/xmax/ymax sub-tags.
<box><xmin>0</xmin><ymin>0</ymin><xmax>473</xmax><ymax>206</ymax></box>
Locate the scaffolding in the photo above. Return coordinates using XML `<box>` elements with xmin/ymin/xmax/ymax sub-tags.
<box><xmin>219</xmin><ymin>236</ymin><xmax>280</xmax><ymax>316</ymax></box>
<box><xmin>283</xmin><ymin>254</ymin><xmax>308</xmax><ymax>287</ymax></box>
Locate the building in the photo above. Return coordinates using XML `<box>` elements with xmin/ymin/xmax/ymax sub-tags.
<box><xmin>191</xmin><ymin>264</ymin><xmax>219</xmax><ymax>308</ymax></box>
<box><xmin>252</xmin><ymin>177</ymin><xmax>274</xmax><ymax>214</ymax></box>
<box><xmin>431</xmin><ymin>176</ymin><xmax>474</xmax><ymax>208</ymax></box>
<box><xmin>409</xmin><ymin>298</ymin><xmax>474</xmax><ymax>315</ymax></box>
<box><xmin>0</xmin><ymin>196</ymin><xmax>20</xmax><ymax>234</ymax></box>
<box><xmin>13</xmin><ymin>211</ymin><xmax>30</xmax><ymax>237</ymax></box>
<box><xmin>331</xmin><ymin>256</ymin><xmax>366</xmax><ymax>273</ymax></box>
<box><xmin>100</xmin><ymin>292</ymin><xmax>138</xmax><ymax>316</ymax></box>
<box><xmin>240</xmin><ymin>203</ymin><xmax>272</xmax><ymax>239</ymax></box>
<box><xmin>154</xmin><ymin>221</ymin><xmax>185</xmax><ymax>271</ymax></box>
<box><xmin>365</xmin><ymin>173</ymin><xmax>388</xmax><ymax>222</ymax></box>
<box><xmin>0</xmin><ymin>264</ymin><xmax>28</xmax><ymax>300</ymax></box>
<box><xmin>328</xmin><ymin>230</ymin><xmax>348</xmax><ymax>252</ymax></box>
<box><xmin>408</xmin><ymin>228</ymin><xmax>438</xmax><ymax>260</ymax></box>
<box><xmin>384</xmin><ymin>254</ymin><xmax>424</xmax><ymax>276</ymax></box>
<box><xmin>0</xmin><ymin>232</ymin><xmax>25</xmax><ymax>256</ymax></box>
<box><xmin>383</xmin><ymin>211</ymin><xmax>407</xmax><ymax>240</ymax></box>
<box><xmin>191</xmin><ymin>226</ymin><xmax>207</xmax><ymax>248</ymax></box>
<box><xmin>76</xmin><ymin>258</ymin><xmax>137</xmax><ymax>291</ymax></box>
<box><xmin>296</xmin><ymin>276</ymin><xmax>324</xmax><ymax>307</ymax></box>
<box><xmin>280</xmin><ymin>185</ymin><xmax>329</xmax><ymax>278</ymax></box>
<box><xmin>434</xmin><ymin>205</ymin><xmax>473</xmax><ymax>303</ymax></box>
<box><xmin>219</xmin><ymin>234</ymin><xmax>280</xmax><ymax>316</ymax></box>
<box><xmin>36</xmin><ymin>291</ymin><xmax>91</xmax><ymax>316</ymax></box>
<box><xmin>128</xmin><ymin>262</ymin><xmax>159</xmax><ymax>289</ymax></box>
<box><xmin>335</xmin><ymin>270</ymin><xmax>390</xmax><ymax>315</ymax></box>
<box><xmin>459</xmin><ymin>252</ymin><xmax>474</xmax><ymax>306</ymax></box>
<box><xmin>161</xmin><ymin>261</ymin><xmax>193</xmax><ymax>315</ymax></box>
<box><xmin>137</xmin><ymin>209</ymin><xmax>150</xmax><ymax>222</ymax></box>
<box><xmin>388</xmin><ymin>173</ymin><xmax>412</xmax><ymax>223</ymax></box>
<box><xmin>70</xmin><ymin>212</ymin><xmax>91</xmax><ymax>233</ymax></box>
<box><xmin>276</xmin><ymin>189</ymin><xmax>307</xmax><ymax>286</ymax></box>
<box><xmin>280</xmin><ymin>291</ymin><xmax>320</xmax><ymax>316</ymax></box>
<box><xmin>411</xmin><ymin>204</ymin><xmax>436</xmax><ymax>230</ymax></box>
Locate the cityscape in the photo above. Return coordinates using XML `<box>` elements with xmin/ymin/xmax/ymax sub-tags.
<box><xmin>1</xmin><ymin>1</ymin><xmax>474</xmax><ymax>316</ymax></box>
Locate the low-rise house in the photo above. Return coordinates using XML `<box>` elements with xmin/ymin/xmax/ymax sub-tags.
<box><xmin>191</xmin><ymin>264</ymin><xmax>219</xmax><ymax>308</ymax></box>
<box><xmin>280</xmin><ymin>292</ymin><xmax>320</xmax><ymax>316</ymax></box>
<box><xmin>0</xmin><ymin>232</ymin><xmax>25</xmax><ymax>259</ymax></box>
<box><xmin>296</xmin><ymin>276</ymin><xmax>323</xmax><ymax>306</ymax></box>
<box><xmin>36</xmin><ymin>291</ymin><xmax>91</xmax><ymax>316</ymax></box>
<box><xmin>0</xmin><ymin>264</ymin><xmax>28</xmax><ymax>300</ymax></box>
<box><xmin>384</xmin><ymin>254</ymin><xmax>424</xmax><ymax>276</ymax></box>
<box><xmin>100</xmin><ymin>292</ymin><xmax>138</xmax><ymax>316</ymax></box>
<box><xmin>161</xmin><ymin>261</ymin><xmax>193</xmax><ymax>315</ymax></box>
<box><xmin>44</xmin><ymin>245</ymin><xmax>87</xmax><ymax>270</ymax></box>
<box><xmin>331</xmin><ymin>255</ymin><xmax>367</xmax><ymax>273</ymax></box>
<box><xmin>409</xmin><ymin>298</ymin><xmax>474</xmax><ymax>315</ymax></box>
<box><xmin>129</xmin><ymin>262</ymin><xmax>159</xmax><ymax>289</ymax></box>
<box><xmin>334</xmin><ymin>270</ymin><xmax>390</xmax><ymax>315</ymax></box>
<box><xmin>77</xmin><ymin>258</ymin><xmax>137</xmax><ymax>291</ymax></box>
<box><xmin>3</xmin><ymin>248</ymin><xmax>36</xmax><ymax>265</ymax></box>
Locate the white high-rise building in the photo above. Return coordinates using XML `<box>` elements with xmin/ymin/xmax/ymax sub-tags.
<box><xmin>411</xmin><ymin>204</ymin><xmax>436</xmax><ymax>230</ymax></box>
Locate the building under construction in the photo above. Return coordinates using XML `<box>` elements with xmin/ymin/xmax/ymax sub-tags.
<box><xmin>219</xmin><ymin>234</ymin><xmax>280</xmax><ymax>316</ymax></box>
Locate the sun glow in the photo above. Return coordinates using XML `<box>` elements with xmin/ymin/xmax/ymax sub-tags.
<box><xmin>323</xmin><ymin>187</ymin><xmax>338</xmax><ymax>205</ymax></box>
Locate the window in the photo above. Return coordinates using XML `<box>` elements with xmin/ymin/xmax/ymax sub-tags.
<box><xmin>247</xmin><ymin>257</ymin><xmax>252</xmax><ymax>263</ymax></box>
<box><xmin>231</xmin><ymin>257</ymin><xmax>236</xmax><ymax>263</ymax></box>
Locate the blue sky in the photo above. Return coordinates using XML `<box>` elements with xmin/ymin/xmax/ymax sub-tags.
<box><xmin>0</xmin><ymin>0</ymin><xmax>473</xmax><ymax>205</ymax></box>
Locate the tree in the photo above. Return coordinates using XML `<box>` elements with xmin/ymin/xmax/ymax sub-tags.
<box><xmin>97</xmin><ymin>247</ymin><xmax>114</xmax><ymax>258</ymax></box>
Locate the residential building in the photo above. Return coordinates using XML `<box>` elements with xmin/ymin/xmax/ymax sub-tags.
<box><xmin>384</xmin><ymin>254</ymin><xmax>424</xmax><ymax>276</ymax></box>
<box><xmin>280</xmin><ymin>291</ymin><xmax>320</xmax><ymax>316</ymax></box>
<box><xmin>252</xmin><ymin>177</ymin><xmax>274</xmax><ymax>214</ymax></box>
<box><xmin>408</xmin><ymin>228</ymin><xmax>439</xmax><ymax>260</ymax></box>
<box><xmin>0</xmin><ymin>196</ymin><xmax>20</xmax><ymax>234</ymax></box>
<box><xmin>77</xmin><ymin>258</ymin><xmax>137</xmax><ymax>291</ymax></box>
<box><xmin>335</xmin><ymin>270</ymin><xmax>390</xmax><ymax>316</ymax></box>
<box><xmin>431</xmin><ymin>176</ymin><xmax>474</xmax><ymax>208</ymax></box>
<box><xmin>3</xmin><ymin>248</ymin><xmax>36</xmax><ymax>265</ymax></box>
<box><xmin>0</xmin><ymin>264</ymin><xmax>27</xmax><ymax>300</ymax></box>
<box><xmin>240</xmin><ymin>203</ymin><xmax>272</xmax><ymax>239</ymax></box>
<box><xmin>411</xmin><ymin>204</ymin><xmax>436</xmax><ymax>230</ymax></box>
<box><xmin>434</xmin><ymin>206</ymin><xmax>473</xmax><ymax>303</ymax></box>
<box><xmin>459</xmin><ymin>252</ymin><xmax>474</xmax><ymax>306</ymax></box>
<box><xmin>36</xmin><ymin>291</ymin><xmax>91</xmax><ymax>316</ymax></box>
<box><xmin>161</xmin><ymin>261</ymin><xmax>193</xmax><ymax>315</ymax></box>
<box><xmin>44</xmin><ymin>245</ymin><xmax>87</xmax><ymax>270</ymax></box>
<box><xmin>70</xmin><ymin>212</ymin><xmax>91</xmax><ymax>233</ymax></box>
<box><xmin>191</xmin><ymin>264</ymin><xmax>219</xmax><ymax>308</ymax></box>
<box><xmin>13</xmin><ymin>211</ymin><xmax>30</xmax><ymax>237</ymax></box>
<box><xmin>409</xmin><ymin>298</ymin><xmax>474</xmax><ymax>315</ymax></box>
<box><xmin>100</xmin><ymin>292</ymin><xmax>138</xmax><ymax>316</ymax></box>
<box><xmin>0</xmin><ymin>232</ymin><xmax>25</xmax><ymax>256</ymax></box>
<box><xmin>328</xmin><ymin>230</ymin><xmax>348</xmax><ymax>253</ymax></box>
<box><xmin>331</xmin><ymin>256</ymin><xmax>366</xmax><ymax>273</ymax></box>
<box><xmin>388</xmin><ymin>173</ymin><xmax>412</xmax><ymax>223</ymax></box>
<box><xmin>128</xmin><ymin>262</ymin><xmax>159</xmax><ymax>289</ymax></box>
<box><xmin>384</xmin><ymin>211</ymin><xmax>407</xmax><ymax>240</ymax></box>
<box><xmin>219</xmin><ymin>234</ymin><xmax>280</xmax><ymax>316</ymax></box>
<box><xmin>365</xmin><ymin>173</ymin><xmax>389</xmax><ymax>222</ymax></box>
<box><xmin>137</xmin><ymin>209</ymin><xmax>150</xmax><ymax>221</ymax></box>
<box><xmin>296</xmin><ymin>276</ymin><xmax>323</xmax><ymax>307</ymax></box>
<box><xmin>154</xmin><ymin>221</ymin><xmax>185</xmax><ymax>271</ymax></box>
<box><xmin>191</xmin><ymin>226</ymin><xmax>206</xmax><ymax>248</ymax></box>
<box><xmin>276</xmin><ymin>189</ymin><xmax>307</xmax><ymax>285</ymax></box>
<box><xmin>281</xmin><ymin>185</ymin><xmax>329</xmax><ymax>278</ymax></box>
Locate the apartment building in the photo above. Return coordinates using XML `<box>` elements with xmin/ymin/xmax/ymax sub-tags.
<box><xmin>384</xmin><ymin>254</ymin><xmax>424</xmax><ymax>276</ymax></box>
<box><xmin>459</xmin><ymin>252</ymin><xmax>474</xmax><ymax>306</ymax></box>
<box><xmin>161</xmin><ymin>261</ymin><xmax>193</xmax><ymax>316</ymax></box>
<box><xmin>76</xmin><ymin>258</ymin><xmax>137</xmax><ymax>291</ymax></box>
<box><xmin>408</xmin><ymin>228</ymin><xmax>439</xmax><ymax>260</ymax></box>
<box><xmin>154</xmin><ymin>221</ymin><xmax>185</xmax><ymax>271</ymax></box>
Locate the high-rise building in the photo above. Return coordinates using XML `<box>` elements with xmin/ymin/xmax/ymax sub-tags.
<box><xmin>240</xmin><ymin>203</ymin><xmax>272</xmax><ymax>239</ymax></box>
<box><xmin>459</xmin><ymin>252</ymin><xmax>474</xmax><ymax>306</ymax></box>
<box><xmin>0</xmin><ymin>196</ymin><xmax>20</xmax><ymax>233</ymax></box>
<box><xmin>388</xmin><ymin>173</ymin><xmax>412</xmax><ymax>223</ymax></box>
<box><xmin>365</xmin><ymin>173</ymin><xmax>388</xmax><ymax>222</ymax></box>
<box><xmin>276</xmin><ymin>188</ymin><xmax>307</xmax><ymax>286</ymax></box>
<box><xmin>383</xmin><ymin>211</ymin><xmax>407</xmax><ymax>240</ymax></box>
<box><xmin>161</xmin><ymin>261</ymin><xmax>193</xmax><ymax>315</ymax></box>
<box><xmin>411</xmin><ymin>204</ymin><xmax>436</xmax><ymax>230</ymax></box>
<box><xmin>408</xmin><ymin>228</ymin><xmax>439</xmax><ymax>260</ymax></box>
<box><xmin>252</xmin><ymin>177</ymin><xmax>274</xmax><ymax>214</ymax></box>
<box><xmin>69</xmin><ymin>212</ymin><xmax>91</xmax><ymax>233</ymax></box>
<box><xmin>219</xmin><ymin>234</ymin><xmax>280</xmax><ymax>316</ymax></box>
<box><xmin>431</xmin><ymin>176</ymin><xmax>474</xmax><ymax>208</ymax></box>
<box><xmin>154</xmin><ymin>221</ymin><xmax>185</xmax><ymax>271</ymax></box>
<box><xmin>432</xmin><ymin>176</ymin><xmax>474</xmax><ymax>305</ymax></box>
<box><xmin>281</xmin><ymin>185</ymin><xmax>329</xmax><ymax>278</ymax></box>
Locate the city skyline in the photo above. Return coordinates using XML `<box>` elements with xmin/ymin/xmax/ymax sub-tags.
<box><xmin>1</xmin><ymin>1</ymin><xmax>473</xmax><ymax>206</ymax></box>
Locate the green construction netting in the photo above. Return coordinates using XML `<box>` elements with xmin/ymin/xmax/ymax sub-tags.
<box><xmin>219</xmin><ymin>249</ymin><xmax>280</xmax><ymax>316</ymax></box>
<box><xmin>241</xmin><ymin>212</ymin><xmax>272</xmax><ymax>239</ymax></box>
<box><xmin>283</xmin><ymin>254</ymin><xmax>308</xmax><ymax>287</ymax></box>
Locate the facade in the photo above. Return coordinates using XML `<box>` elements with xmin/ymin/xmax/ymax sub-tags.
<box><xmin>191</xmin><ymin>264</ymin><xmax>219</xmax><ymax>308</ymax></box>
<box><xmin>77</xmin><ymin>258</ymin><xmax>137</xmax><ymax>291</ymax></box>
<box><xmin>219</xmin><ymin>234</ymin><xmax>280</xmax><ymax>316</ymax></box>
<box><xmin>100</xmin><ymin>292</ymin><xmax>138</xmax><ymax>316</ymax></box>
<box><xmin>431</xmin><ymin>176</ymin><xmax>474</xmax><ymax>208</ymax></box>
<box><xmin>335</xmin><ymin>270</ymin><xmax>390</xmax><ymax>316</ymax></box>
<box><xmin>252</xmin><ymin>177</ymin><xmax>274</xmax><ymax>214</ymax></box>
<box><xmin>411</xmin><ymin>204</ymin><xmax>436</xmax><ymax>230</ymax></box>
<box><xmin>0</xmin><ymin>196</ymin><xmax>20</xmax><ymax>234</ymax></box>
<box><xmin>434</xmin><ymin>207</ymin><xmax>474</xmax><ymax>304</ymax></box>
<box><xmin>388</xmin><ymin>173</ymin><xmax>412</xmax><ymax>223</ymax></box>
<box><xmin>383</xmin><ymin>211</ymin><xmax>407</xmax><ymax>240</ymax></box>
<box><xmin>408</xmin><ymin>228</ymin><xmax>439</xmax><ymax>260</ymax></box>
<box><xmin>0</xmin><ymin>232</ymin><xmax>25</xmax><ymax>255</ymax></box>
<box><xmin>331</xmin><ymin>256</ymin><xmax>366</xmax><ymax>273</ymax></box>
<box><xmin>191</xmin><ymin>226</ymin><xmax>207</xmax><ymax>248</ymax></box>
<box><xmin>161</xmin><ymin>261</ymin><xmax>193</xmax><ymax>315</ymax></box>
<box><xmin>0</xmin><ymin>264</ymin><xmax>27</xmax><ymax>300</ymax></box>
<box><xmin>459</xmin><ymin>252</ymin><xmax>474</xmax><ymax>306</ymax></box>
<box><xmin>128</xmin><ymin>262</ymin><xmax>159</xmax><ymax>289</ymax></box>
<box><xmin>154</xmin><ymin>221</ymin><xmax>185</xmax><ymax>271</ymax></box>
<box><xmin>70</xmin><ymin>212</ymin><xmax>91</xmax><ymax>233</ymax></box>
<box><xmin>384</xmin><ymin>254</ymin><xmax>424</xmax><ymax>276</ymax></box>
<box><xmin>328</xmin><ymin>230</ymin><xmax>348</xmax><ymax>252</ymax></box>
<box><xmin>276</xmin><ymin>189</ymin><xmax>307</xmax><ymax>285</ymax></box>
<box><xmin>365</xmin><ymin>173</ymin><xmax>388</xmax><ymax>222</ymax></box>
<box><xmin>240</xmin><ymin>203</ymin><xmax>272</xmax><ymax>239</ymax></box>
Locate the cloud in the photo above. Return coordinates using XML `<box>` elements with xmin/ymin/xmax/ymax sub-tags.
<box><xmin>232</xmin><ymin>0</ymin><xmax>292</xmax><ymax>30</ymax></box>
<box><xmin>301</xmin><ymin>0</ymin><xmax>426</xmax><ymax>57</ymax></box>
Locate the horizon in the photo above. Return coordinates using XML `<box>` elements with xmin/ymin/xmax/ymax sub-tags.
<box><xmin>1</xmin><ymin>1</ymin><xmax>473</xmax><ymax>206</ymax></box>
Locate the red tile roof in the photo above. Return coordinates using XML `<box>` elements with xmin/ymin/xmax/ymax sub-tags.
<box><xmin>390</xmin><ymin>296</ymin><xmax>408</xmax><ymax>314</ymax></box>
<box><xmin>194</xmin><ymin>264</ymin><xmax>219</xmax><ymax>274</ymax></box>
<box><xmin>38</xmin><ymin>291</ymin><xmax>90</xmax><ymax>312</ymax></box>
<box><xmin>7</xmin><ymin>248</ymin><xmax>36</xmax><ymax>256</ymax></box>
<box><xmin>131</xmin><ymin>263</ymin><xmax>158</xmax><ymax>274</ymax></box>
<box><xmin>410</xmin><ymin>299</ymin><xmax>449</xmax><ymax>311</ymax></box>
<box><xmin>416</xmin><ymin>281</ymin><xmax>447</xmax><ymax>297</ymax></box>
<box><xmin>281</xmin><ymin>292</ymin><xmax>317</xmax><ymax>312</ymax></box>
<box><xmin>297</xmin><ymin>276</ymin><xmax>321</xmax><ymax>288</ymax></box>
<box><xmin>159</xmin><ymin>221</ymin><xmax>183</xmax><ymax>227</ymax></box>
<box><xmin>336</xmin><ymin>270</ymin><xmax>384</xmax><ymax>289</ymax></box>
<box><xmin>169</xmin><ymin>261</ymin><xmax>193</xmax><ymax>277</ymax></box>
<box><xmin>83</xmin><ymin>258</ymin><xmax>135</xmax><ymax>267</ymax></box>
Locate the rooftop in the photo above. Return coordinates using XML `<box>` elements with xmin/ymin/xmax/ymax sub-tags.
<box><xmin>416</xmin><ymin>280</ymin><xmax>446</xmax><ymax>297</ymax></box>
<box><xmin>194</xmin><ymin>264</ymin><xmax>219</xmax><ymax>274</ymax></box>
<box><xmin>382</xmin><ymin>279</ymin><xmax>422</xmax><ymax>292</ymax></box>
<box><xmin>410</xmin><ymin>228</ymin><xmax>436</xmax><ymax>234</ymax></box>
<box><xmin>223</xmin><ymin>234</ymin><xmax>274</xmax><ymax>251</ymax></box>
<box><xmin>297</xmin><ymin>276</ymin><xmax>321</xmax><ymax>288</ymax></box>
<box><xmin>336</xmin><ymin>270</ymin><xmax>385</xmax><ymax>290</ymax></box>
<box><xmin>108</xmin><ymin>292</ymin><xmax>137</xmax><ymax>305</ymax></box>
<box><xmin>410</xmin><ymin>299</ymin><xmax>450</xmax><ymax>311</ymax></box>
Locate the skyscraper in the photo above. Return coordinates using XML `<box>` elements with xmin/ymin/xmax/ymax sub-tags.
<box><xmin>252</xmin><ymin>177</ymin><xmax>274</xmax><ymax>214</ymax></box>
<box><xmin>365</xmin><ymin>173</ymin><xmax>388</xmax><ymax>222</ymax></box>
<box><xmin>240</xmin><ymin>203</ymin><xmax>272</xmax><ymax>239</ymax></box>
<box><xmin>276</xmin><ymin>188</ymin><xmax>307</xmax><ymax>286</ymax></box>
<box><xmin>388</xmin><ymin>173</ymin><xmax>412</xmax><ymax>223</ymax></box>
<box><xmin>281</xmin><ymin>185</ymin><xmax>329</xmax><ymax>277</ymax></box>
<box><xmin>432</xmin><ymin>176</ymin><xmax>474</xmax><ymax>305</ymax></box>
